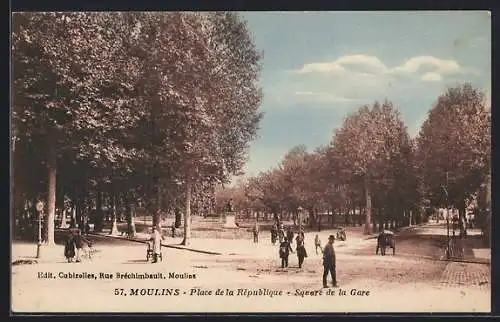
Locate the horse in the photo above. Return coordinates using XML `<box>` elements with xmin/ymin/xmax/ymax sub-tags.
<box><xmin>376</xmin><ymin>230</ymin><xmax>395</xmax><ymax>256</ymax></box>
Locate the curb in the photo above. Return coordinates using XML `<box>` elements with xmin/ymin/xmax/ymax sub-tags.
<box><xmin>360</xmin><ymin>223</ymin><xmax>430</xmax><ymax>239</ymax></box>
<box><xmin>89</xmin><ymin>233</ymin><xmax>222</xmax><ymax>256</ymax></box>
<box><xmin>443</xmin><ymin>258</ymin><xmax>491</xmax><ymax>265</ymax></box>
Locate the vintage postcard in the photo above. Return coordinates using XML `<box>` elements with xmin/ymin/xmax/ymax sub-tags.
<box><xmin>11</xmin><ymin>11</ymin><xmax>491</xmax><ymax>313</ymax></box>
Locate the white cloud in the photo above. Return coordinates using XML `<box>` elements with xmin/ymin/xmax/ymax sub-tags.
<box><xmin>294</xmin><ymin>54</ymin><xmax>473</xmax><ymax>85</ymax></box>
<box><xmin>293</xmin><ymin>91</ymin><xmax>356</xmax><ymax>103</ymax></box>
<box><xmin>296</xmin><ymin>54</ymin><xmax>388</xmax><ymax>75</ymax></box>
<box><xmin>296</xmin><ymin>61</ymin><xmax>346</xmax><ymax>74</ymax></box>
<box><xmin>420</xmin><ymin>72</ymin><xmax>442</xmax><ymax>82</ymax></box>
<box><xmin>390</xmin><ymin>56</ymin><xmax>461</xmax><ymax>76</ymax></box>
<box><xmin>335</xmin><ymin>54</ymin><xmax>388</xmax><ymax>74</ymax></box>
<box><xmin>279</xmin><ymin>54</ymin><xmax>481</xmax><ymax>105</ymax></box>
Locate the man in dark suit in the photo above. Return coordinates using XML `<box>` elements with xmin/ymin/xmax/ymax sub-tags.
<box><xmin>279</xmin><ymin>237</ymin><xmax>294</xmax><ymax>268</ymax></box>
<box><xmin>322</xmin><ymin>235</ymin><xmax>338</xmax><ymax>288</ymax></box>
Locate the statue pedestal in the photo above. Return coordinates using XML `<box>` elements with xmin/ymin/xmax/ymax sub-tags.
<box><xmin>223</xmin><ymin>213</ymin><xmax>237</xmax><ymax>228</ymax></box>
<box><xmin>110</xmin><ymin>219</ymin><xmax>119</xmax><ymax>236</ymax></box>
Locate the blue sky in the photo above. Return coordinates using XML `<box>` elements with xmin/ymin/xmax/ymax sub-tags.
<box><xmin>236</xmin><ymin>11</ymin><xmax>491</xmax><ymax>179</ymax></box>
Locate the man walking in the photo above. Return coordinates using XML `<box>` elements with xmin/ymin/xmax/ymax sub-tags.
<box><xmin>171</xmin><ymin>224</ymin><xmax>176</xmax><ymax>238</ymax></box>
<box><xmin>322</xmin><ymin>235</ymin><xmax>338</xmax><ymax>288</ymax></box>
<box><xmin>271</xmin><ymin>224</ymin><xmax>278</xmax><ymax>245</ymax></box>
<box><xmin>278</xmin><ymin>226</ymin><xmax>285</xmax><ymax>243</ymax></box>
<box><xmin>253</xmin><ymin>222</ymin><xmax>259</xmax><ymax>243</ymax></box>
<box><xmin>295</xmin><ymin>233</ymin><xmax>307</xmax><ymax>268</ymax></box>
<box><xmin>279</xmin><ymin>237</ymin><xmax>294</xmax><ymax>268</ymax></box>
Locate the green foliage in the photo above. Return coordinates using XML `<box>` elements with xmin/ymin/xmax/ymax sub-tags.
<box><xmin>12</xmin><ymin>12</ymin><xmax>264</xmax><ymax>242</ymax></box>
<box><xmin>417</xmin><ymin>83</ymin><xmax>491</xmax><ymax>209</ymax></box>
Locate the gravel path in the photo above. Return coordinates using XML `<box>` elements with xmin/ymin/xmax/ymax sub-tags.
<box><xmin>11</xmin><ymin>225</ymin><xmax>490</xmax><ymax>313</ymax></box>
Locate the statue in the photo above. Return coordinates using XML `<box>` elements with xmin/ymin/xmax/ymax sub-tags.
<box><xmin>226</xmin><ymin>199</ymin><xmax>233</xmax><ymax>213</ymax></box>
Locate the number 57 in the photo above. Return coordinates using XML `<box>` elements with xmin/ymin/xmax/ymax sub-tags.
<box><xmin>114</xmin><ymin>288</ymin><xmax>125</xmax><ymax>295</ymax></box>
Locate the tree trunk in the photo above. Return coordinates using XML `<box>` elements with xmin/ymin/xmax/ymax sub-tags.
<box><xmin>459</xmin><ymin>198</ymin><xmax>466</xmax><ymax>236</ymax></box>
<box><xmin>60</xmin><ymin>208</ymin><xmax>69</xmax><ymax>229</ymax></box>
<box><xmin>126</xmin><ymin>198</ymin><xmax>136</xmax><ymax>237</ymax></box>
<box><xmin>95</xmin><ymin>189</ymin><xmax>103</xmax><ymax>232</ymax></box>
<box><xmin>174</xmin><ymin>207</ymin><xmax>182</xmax><ymax>228</ymax></box>
<box><xmin>364</xmin><ymin>176</ymin><xmax>372</xmax><ymax>235</ymax></box>
<box><xmin>181</xmin><ymin>180</ymin><xmax>192</xmax><ymax>246</ymax></box>
<box><xmin>110</xmin><ymin>193</ymin><xmax>119</xmax><ymax>235</ymax></box>
<box><xmin>308</xmin><ymin>208</ymin><xmax>315</xmax><ymax>228</ymax></box>
<box><xmin>316</xmin><ymin>209</ymin><xmax>321</xmax><ymax>231</ymax></box>
<box><xmin>382</xmin><ymin>209</ymin><xmax>389</xmax><ymax>230</ymax></box>
<box><xmin>45</xmin><ymin>143</ymin><xmax>56</xmax><ymax>246</ymax></box>
<box><xmin>153</xmin><ymin>185</ymin><xmax>162</xmax><ymax>230</ymax></box>
<box><xmin>298</xmin><ymin>210</ymin><xmax>302</xmax><ymax>233</ymax></box>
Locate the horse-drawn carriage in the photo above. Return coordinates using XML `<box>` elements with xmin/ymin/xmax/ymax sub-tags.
<box><xmin>376</xmin><ymin>230</ymin><xmax>395</xmax><ymax>256</ymax></box>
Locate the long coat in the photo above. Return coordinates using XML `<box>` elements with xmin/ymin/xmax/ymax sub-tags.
<box><xmin>296</xmin><ymin>236</ymin><xmax>308</xmax><ymax>258</ymax></box>
<box><xmin>279</xmin><ymin>241</ymin><xmax>293</xmax><ymax>258</ymax></box>
<box><xmin>64</xmin><ymin>236</ymin><xmax>75</xmax><ymax>258</ymax></box>
<box><xmin>323</xmin><ymin>243</ymin><xmax>336</xmax><ymax>267</ymax></box>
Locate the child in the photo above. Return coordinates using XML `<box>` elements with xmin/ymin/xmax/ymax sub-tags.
<box><xmin>314</xmin><ymin>234</ymin><xmax>321</xmax><ymax>254</ymax></box>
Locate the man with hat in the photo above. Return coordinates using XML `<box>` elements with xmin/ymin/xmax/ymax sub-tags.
<box><xmin>322</xmin><ymin>235</ymin><xmax>338</xmax><ymax>288</ymax></box>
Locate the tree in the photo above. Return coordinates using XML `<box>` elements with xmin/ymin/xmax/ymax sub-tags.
<box><xmin>331</xmin><ymin>100</ymin><xmax>412</xmax><ymax>234</ymax></box>
<box><xmin>112</xmin><ymin>12</ymin><xmax>263</xmax><ymax>245</ymax></box>
<box><xmin>13</xmin><ymin>12</ymin><xmax>263</xmax><ymax>247</ymax></box>
<box><xmin>247</xmin><ymin>169</ymin><xmax>286</xmax><ymax>220</ymax></box>
<box><xmin>279</xmin><ymin>145</ymin><xmax>309</xmax><ymax>221</ymax></box>
<box><xmin>278</xmin><ymin>145</ymin><xmax>331</xmax><ymax>228</ymax></box>
<box><xmin>417</xmin><ymin>83</ymin><xmax>491</xmax><ymax>226</ymax></box>
<box><xmin>12</xmin><ymin>12</ymin><xmax>144</xmax><ymax>244</ymax></box>
<box><xmin>174</xmin><ymin>12</ymin><xmax>263</xmax><ymax>245</ymax></box>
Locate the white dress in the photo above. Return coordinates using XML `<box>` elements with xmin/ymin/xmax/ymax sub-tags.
<box><xmin>151</xmin><ymin>230</ymin><xmax>162</xmax><ymax>254</ymax></box>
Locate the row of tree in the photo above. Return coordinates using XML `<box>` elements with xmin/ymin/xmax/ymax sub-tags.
<box><xmin>12</xmin><ymin>12</ymin><xmax>263</xmax><ymax>245</ymax></box>
<box><xmin>11</xmin><ymin>12</ymin><xmax>491</xmax><ymax>244</ymax></box>
<box><xmin>216</xmin><ymin>84</ymin><xmax>491</xmax><ymax>235</ymax></box>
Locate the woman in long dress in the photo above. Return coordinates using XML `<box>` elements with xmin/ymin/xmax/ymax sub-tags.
<box><xmin>150</xmin><ymin>227</ymin><xmax>163</xmax><ymax>263</ymax></box>
<box><xmin>64</xmin><ymin>232</ymin><xmax>76</xmax><ymax>262</ymax></box>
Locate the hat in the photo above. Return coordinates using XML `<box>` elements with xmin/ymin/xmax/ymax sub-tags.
<box><xmin>328</xmin><ymin>235</ymin><xmax>335</xmax><ymax>240</ymax></box>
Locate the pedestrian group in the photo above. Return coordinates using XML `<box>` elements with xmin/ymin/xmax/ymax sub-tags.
<box><xmin>64</xmin><ymin>228</ymin><xmax>92</xmax><ymax>263</ymax></box>
<box><xmin>272</xmin><ymin>223</ymin><xmax>338</xmax><ymax>287</ymax></box>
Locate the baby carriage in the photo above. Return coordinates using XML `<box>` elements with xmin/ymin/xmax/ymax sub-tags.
<box><xmin>81</xmin><ymin>241</ymin><xmax>96</xmax><ymax>260</ymax></box>
<box><xmin>336</xmin><ymin>228</ymin><xmax>347</xmax><ymax>241</ymax></box>
<box><xmin>146</xmin><ymin>241</ymin><xmax>163</xmax><ymax>262</ymax></box>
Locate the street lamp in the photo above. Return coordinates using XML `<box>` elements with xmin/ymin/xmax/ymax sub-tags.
<box><xmin>35</xmin><ymin>200</ymin><xmax>44</xmax><ymax>258</ymax></box>
<box><xmin>442</xmin><ymin>173</ymin><xmax>450</xmax><ymax>259</ymax></box>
